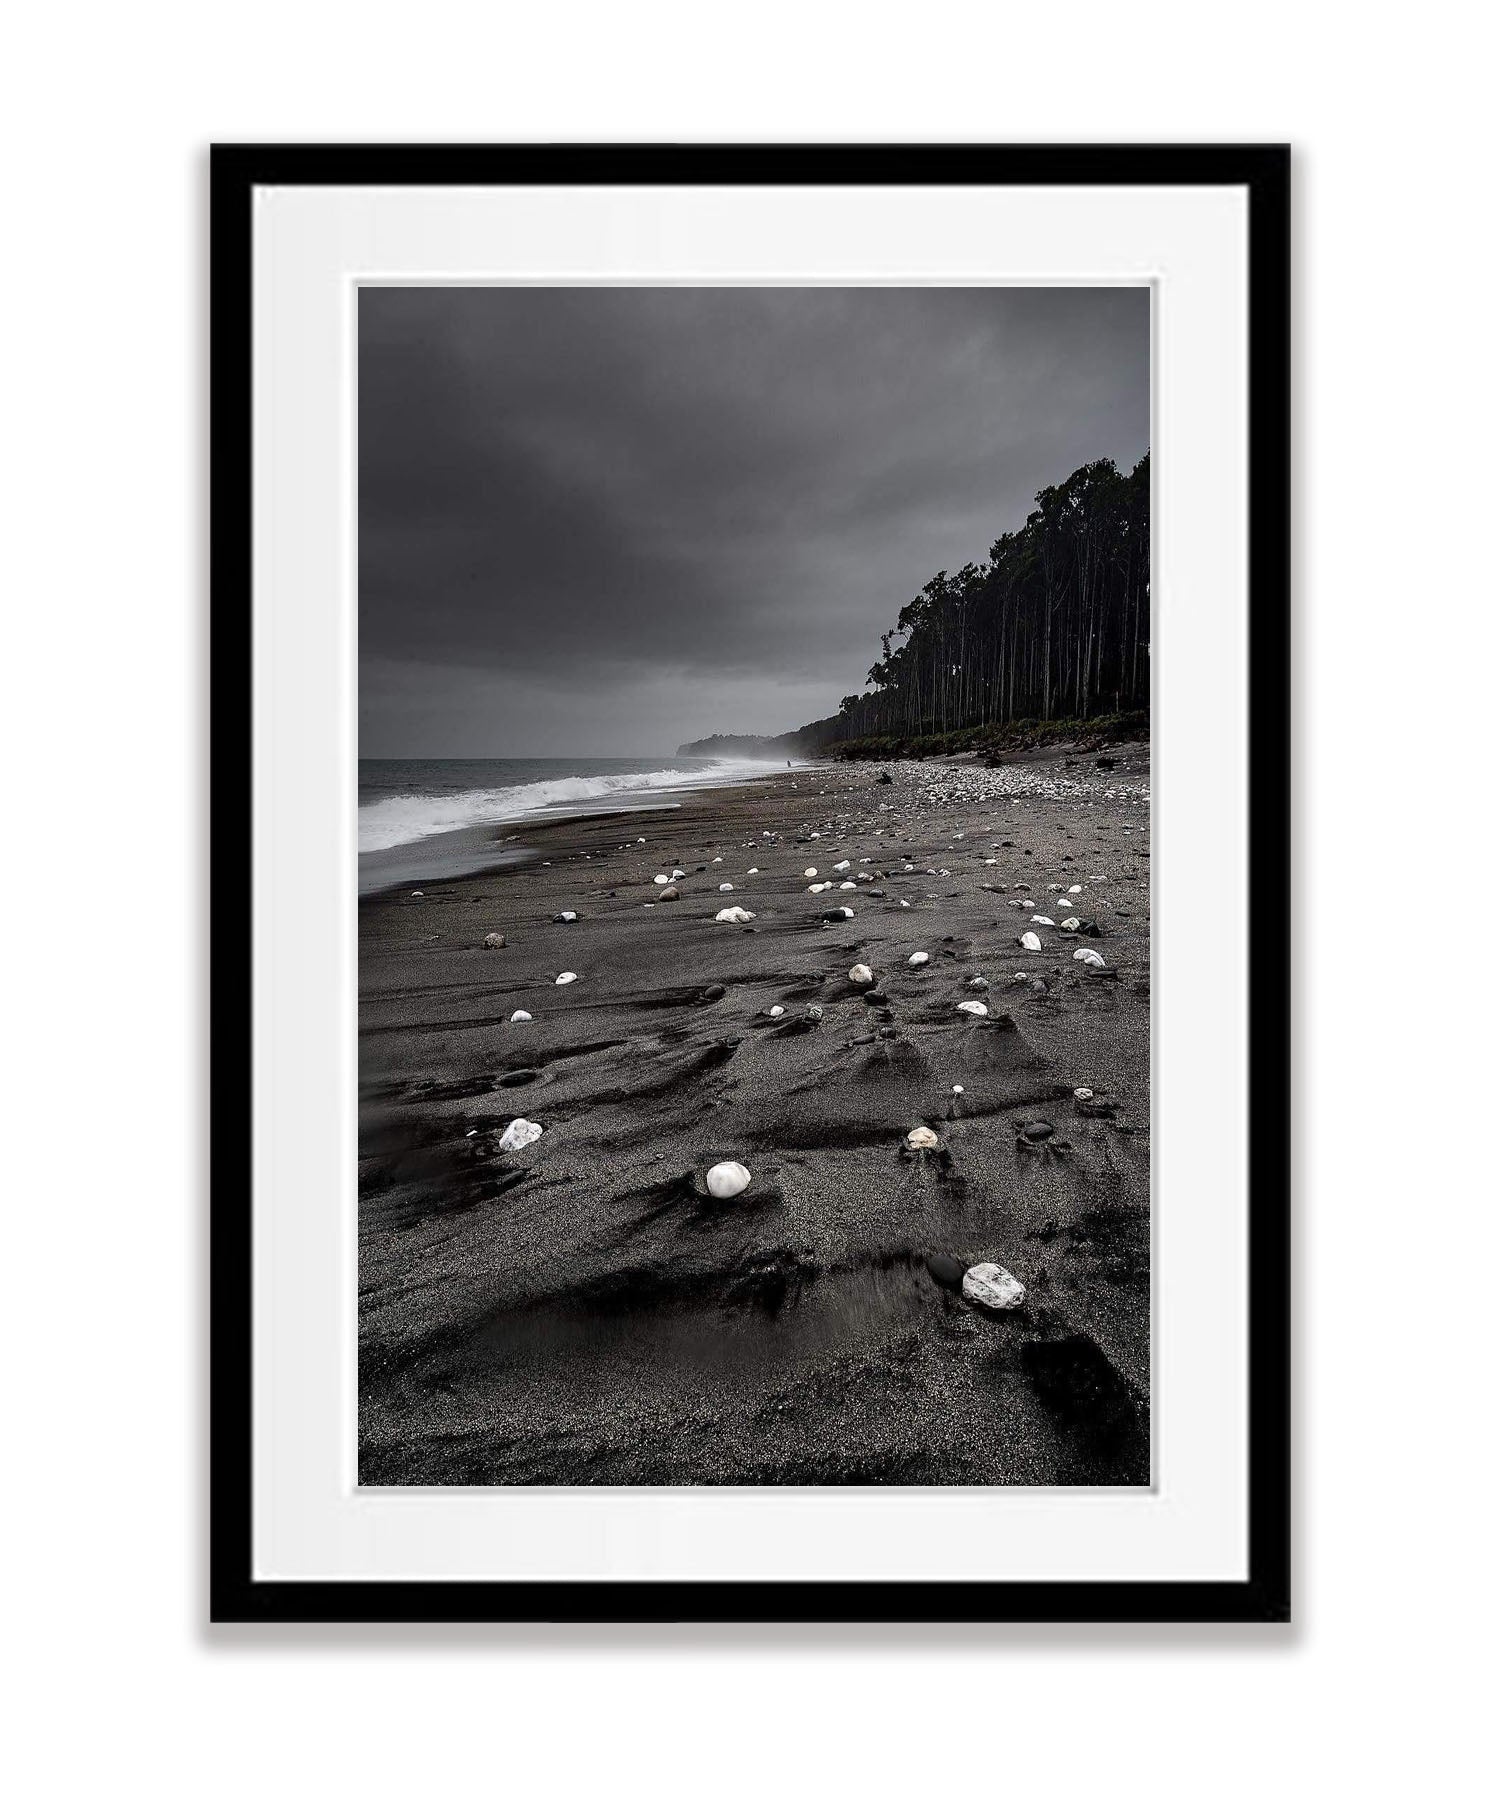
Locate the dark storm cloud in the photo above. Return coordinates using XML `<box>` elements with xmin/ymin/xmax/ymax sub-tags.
<box><xmin>359</xmin><ymin>285</ymin><xmax>1148</xmax><ymax>755</ymax></box>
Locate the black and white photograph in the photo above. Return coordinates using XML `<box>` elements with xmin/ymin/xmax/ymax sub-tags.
<box><xmin>357</xmin><ymin>284</ymin><xmax>1154</xmax><ymax>1487</ymax></box>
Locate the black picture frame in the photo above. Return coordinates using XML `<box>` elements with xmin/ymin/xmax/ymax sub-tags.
<box><xmin>210</xmin><ymin>143</ymin><xmax>1290</xmax><ymax>1626</ymax></box>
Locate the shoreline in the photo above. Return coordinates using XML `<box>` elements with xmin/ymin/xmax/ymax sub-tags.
<box><xmin>357</xmin><ymin>764</ymin><xmax>809</xmax><ymax>897</ymax></box>
<box><xmin>359</xmin><ymin>743</ymin><xmax>1151</xmax><ymax>1485</ymax></box>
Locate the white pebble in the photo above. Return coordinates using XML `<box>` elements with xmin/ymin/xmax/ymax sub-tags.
<box><xmin>908</xmin><ymin>951</ymin><xmax>930</xmax><ymax>966</ymax></box>
<box><xmin>715</xmin><ymin>906</ymin><xmax>755</xmax><ymax>923</ymax></box>
<box><xmin>906</xmin><ymin>1126</ymin><xmax>939</xmax><ymax>1149</ymax></box>
<box><xmin>804</xmin><ymin>868</ymin><xmax>818</xmax><ymax>878</ymax></box>
<box><xmin>508</xmin><ymin>1010</ymin><xmax>532</xmax><ymax>1022</ymax></box>
<box><xmin>962</xmin><ymin>1262</ymin><xmax>1026</xmax><ymax>1311</ymax></box>
<box><xmin>768</xmin><ymin>1005</ymin><xmax>785</xmax><ymax>1018</ymax></box>
<box><xmin>1020</xmin><ymin>931</ymin><xmax>1042</xmax><ymax>951</ymax></box>
<box><xmin>957</xmin><ymin>1000</ymin><xmax>989</xmax><ymax>1017</ymax></box>
<box><xmin>705</xmin><ymin>1160</ymin><xmax>751</xmax><ymax>1198</ymax></box>
<box><xmin>555</xmin><ymin>971</ymin><xmax>578</xmax><ymax>985</ymax></box>
<box><xmin>1073</xmin><ymin>947</ymin><xmax>1106</xmax><ymax>967</ymax></box>
<box><xmin>719</xmin><ymin>882</ymin><xmax>735</xmax><ymax>892</ymax></box>
<box><xmin>849</xmin><ymin>963</ymin><xmax>874</xmax><ymax>985</ymax></box>
<box><xmin>497</xmin><ymin>1118</ymin><xmax>542</xmax><ymax>1152</ymax></box>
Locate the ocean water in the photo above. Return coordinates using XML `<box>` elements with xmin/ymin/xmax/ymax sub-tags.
<box><xmin>358</xmin><ymin>755</ymin><xmax>799</xmax><ymax>893</ymax></box>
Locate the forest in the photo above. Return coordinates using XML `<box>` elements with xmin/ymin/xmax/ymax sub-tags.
<box><xmin>824</xmin><ymin>450</ymin><xmax>1148</xmax><ymax>746</ymax></box>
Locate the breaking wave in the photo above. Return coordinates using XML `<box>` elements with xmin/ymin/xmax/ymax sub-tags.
<box><xmin>358</xmin><ymin>759</ymin><xmax>789</xmax><ymax>853</ymax></box>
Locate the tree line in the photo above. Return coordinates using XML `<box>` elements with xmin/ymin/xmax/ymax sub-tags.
<box><xmin>813</xmin><ymin>451</ymin><xmax>1149</xmax><ymax>748</ymax></box>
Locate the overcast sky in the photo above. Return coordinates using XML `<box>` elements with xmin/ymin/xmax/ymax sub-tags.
<box><xmin>359</xmin><ymin>285</ymin><xmax>1148</xmax><ymax>758</ymax></box>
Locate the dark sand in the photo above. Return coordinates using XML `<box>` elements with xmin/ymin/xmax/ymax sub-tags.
<box><xmin>359</xmin><ymin>744</ymin><xmax>1151</xmax><ymax>1486</ymax></box>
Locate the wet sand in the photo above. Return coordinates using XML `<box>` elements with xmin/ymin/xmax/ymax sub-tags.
<box><xmin>358</xmin><ymin>743</ymin><xmax>1152</xmax><ymax>1486</ymax></box>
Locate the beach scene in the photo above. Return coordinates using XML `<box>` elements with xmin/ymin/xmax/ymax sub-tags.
<box><xmin>358</xmin><ymin>285</ymin><xmax>1150</xmax><ymax>1486</ymax></box>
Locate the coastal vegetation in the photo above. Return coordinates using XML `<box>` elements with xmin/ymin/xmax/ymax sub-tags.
<box><xmin>680</xmin><ymin>450</ymin><xmax>1149</xmax><ymax>762</ymax></box>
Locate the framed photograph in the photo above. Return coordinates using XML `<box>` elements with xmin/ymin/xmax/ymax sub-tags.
<box><xmin>212</xmin><ymin>144</ymin><xmax>1289</xmax><ymax>1623</ymax></box>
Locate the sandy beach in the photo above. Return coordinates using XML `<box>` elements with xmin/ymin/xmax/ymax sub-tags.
<box><xmin>358</xmin><ymin>742</ymin><xmax>1151</xmax><ymax>1486</ymax></box>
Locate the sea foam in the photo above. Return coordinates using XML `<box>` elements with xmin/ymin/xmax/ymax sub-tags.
<box><xmin>358</xmin><ymin>760</ymin><xmax>787</xmax><ymax>853</ymax></box>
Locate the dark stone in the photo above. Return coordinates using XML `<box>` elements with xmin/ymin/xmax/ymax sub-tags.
<box><xmin>1021</xmin><ymin>1120</ymin><xmax>1054</xmax><ymax>1142</ymax></box>
<box><xmin>862</xmin><ymin>990</ymin><xmax>888</xmax><ymax>1005</ymax></box>
<box><xmin>702</xmin><ymin>984</ymin><xmax>727</xmax><ymax>1001</ymax></box>
<box><xmin>925</xmin><ymin>1252</ymin><xmax>964</xmax><ymax>1290</ymax></box>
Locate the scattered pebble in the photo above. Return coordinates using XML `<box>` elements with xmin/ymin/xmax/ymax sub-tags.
<box><xmin>508</xmin><ymin>1010</ymin><xmax>532</xmax><ymax>1022</ymax></box>
<box><xmin>715</xmin><ymin>906</ymin><xmax>755</xmax><ymax>923</ymax></box>
<box><xmin>849</xmin><ymin>963</ymin><xmax>875</xmax><ymax>985</ymax></box>
<box><xmin>924</xmin><ymin>1251</ymin><xmax>964</xmax><ymax>1289</ymax></box>
<box><xmin>962</xmin><ymin>1262</ymin><xmax>1026</xmax><ymax>1311</ymax></box>
<box><xmin>957</xmin><ymin>1000</ymin><xmax>989</xmax><ymax>1017</ymax></box>
<box><xmin>483</xmin><ymin>932</ymin><xmax>506</xmax><ymax>948</ymax></box>
<box><xmin>705</xmin><ymin>1160</ymin><xmax>752</xmax><ymax>1199</ymax></box>
<box><xmin>906</xmin><ymin>1126</ymin><xmax>939</xmax><ymax>1149</ymax></box>
<box><xmin>1019</xmin><ymin>931</ymin><xmax>1043</xmax><ymax>951</ymax></box>
<box><xmin>553</xmin><ymin>911</ymin><xmax>578</xmax><ymax>923</ymax></box>
<box><xmin>908</xmin><ymin>951</ymin><xmax>930</xmax><ymax>966</ymax></box>
<box><xmin>497</xmin><ymin>1118</ymin><xmax>542</xmax><ymax>1152</ymax></box>
<box><xmin>555</xmin><ymin>971</ymin><xmax>578</xmax><ymax>985</ymax></box>
<box><xmin>1073</xmin><ymin>947</ymin><xmax>1106</xmax><ymax>967</ymax></box>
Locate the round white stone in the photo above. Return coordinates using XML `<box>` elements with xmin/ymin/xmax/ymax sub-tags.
<box><xmin>555</xmin><ymin>971</ymin><xmax>578</xmax><ymax>984</ymax></box>
<box><xmin>705</xmin><ymin>1160</ymin><xmax>751</xmax><ymax>1199</ymax></box>
<box><xmin>957</xmin><ymin>1000</ymin><xmax>989</xmax><ymax>1017</ymax></box>
<box><xmin>509</xmin><ymin>1010</ymin><xmax>532</xmax><ymax>1022</ymax></box>
<box><xmin>908</xmin><ymin>951</ymin><xmax>929</xmax><ymax>966</ymax></box>
<box><xmin>1020</xmin><ymin>931</ymin><xmax>1043</xmax><ymax>951</ymax></box>
<box><xmin>849</xmin><ymin>963</ymin><xmax>874</xmax><ymax>985</ymax></box>
<box><xmin>906</xmin><ymin>1126</ymin><xmax>939</xmax><ymax>1149</ymax></box>
<box><xmin>962</xmin><ymin>1262</ymin><xmax>1026</xmax><ymax>1310</ymax></box>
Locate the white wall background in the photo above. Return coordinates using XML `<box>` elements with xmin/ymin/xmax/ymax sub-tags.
<box><xmin>4</xmin><ymin>4</ymin><xmax>1494</xmax><ymax>1795</ymax></box>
